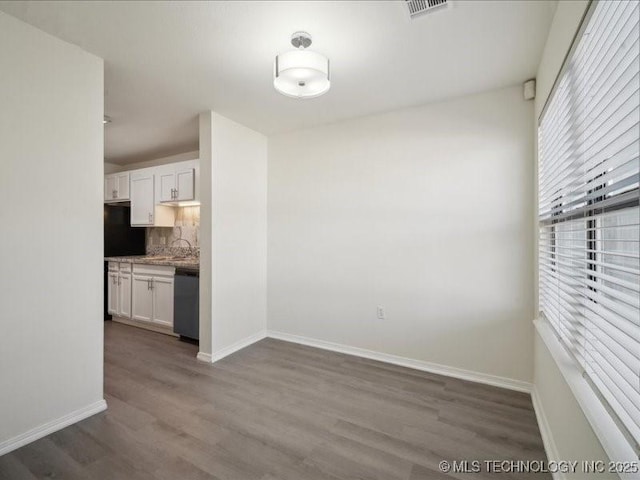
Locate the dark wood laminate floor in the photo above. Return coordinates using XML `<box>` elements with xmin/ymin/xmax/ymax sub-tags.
<box><xmin>0</xmin><ymin>322</ymin><xmax>549</xmax><ymax>480</ymax></box>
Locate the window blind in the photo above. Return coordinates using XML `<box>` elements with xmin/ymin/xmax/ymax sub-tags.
<box><xmin>538</xmin><ymin>0</ymin><xmax>640</xmax><ymax>450</ymax></box>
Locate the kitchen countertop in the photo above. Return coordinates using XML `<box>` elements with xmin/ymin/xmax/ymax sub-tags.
<box><xmin>105</xmin><ymin>255</ymin><xmax>199</xmax><ymax>271</ymax></box>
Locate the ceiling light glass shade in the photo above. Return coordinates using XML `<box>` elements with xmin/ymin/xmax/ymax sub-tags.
<box><xmin>274</xmin><ymin>49</ymin><xmax>330</xmax><ymax>99</ymax></box>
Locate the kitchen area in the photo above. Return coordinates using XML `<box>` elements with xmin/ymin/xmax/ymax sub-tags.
<box><xmin>104</xmin><ymin>158</ymin><xmax>200</xmax><ymax>343</ymax></box>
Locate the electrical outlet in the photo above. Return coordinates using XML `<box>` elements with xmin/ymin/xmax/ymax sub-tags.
<box><xmin>160</xmin><ymin>236</ymin><xmax>166</xmax><ymax>245</ymax></box>
<box><xmin>377</xmin><ymin>305</ymin><xmax>385</xmax><ymax>320</ymax></box>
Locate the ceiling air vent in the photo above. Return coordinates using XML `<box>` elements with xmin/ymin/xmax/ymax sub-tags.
<box><xmin>406</xmin><ymin>0</ymin><xmax>449</xmax><ymax>18</ymax></box>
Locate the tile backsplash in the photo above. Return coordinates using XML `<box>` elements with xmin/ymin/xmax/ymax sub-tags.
<box><xmin>146</xmin><ymin>206</ymin><xmax>200</xmax><ymax>257</ymax></box>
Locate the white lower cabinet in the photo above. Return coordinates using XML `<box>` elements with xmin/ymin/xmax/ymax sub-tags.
<box><xmin>107</xmin><ymin>271</ymin><xmax>119</xmax><ymax>315</ymax></box>
<box><xmin>132</xmin><ymin>274</ymin><xmax>153</xmax><ymax>322</ymax></box>
<box><xmin>118</xmin><ymin>272</ymin><xmax>132</xmax><ymax>318</ymax></box>
<box><xmin>151</xmin><ymin>275</ymin><xmax>174</xmax><ymax>327</ymax></box>
<box><xmin>132</xmin><ymin>265</ymin><xmax>175</xmax><ymax>328</ymax></box>
<box><xmin>107</xmin><ymin>262</ymin><xmax>132</xmax><ymax>318</ymax></box>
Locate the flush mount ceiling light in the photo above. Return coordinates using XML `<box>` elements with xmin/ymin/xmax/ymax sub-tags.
<box><xmin>274</xmin><ymin>32</ymin><xmax>330</xmax><ymax>99</ymax></box>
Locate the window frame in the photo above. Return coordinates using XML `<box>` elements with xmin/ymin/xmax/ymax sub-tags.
<box><xmin>536</xmin><ymin>0</ymin><xmax>640</xmax><ymax>468</ymax></box>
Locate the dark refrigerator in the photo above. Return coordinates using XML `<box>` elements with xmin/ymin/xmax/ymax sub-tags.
<box><xmin>104</xmin><ymin>204</ymin><xmax>146</xmax><ymax>319</ymax></box>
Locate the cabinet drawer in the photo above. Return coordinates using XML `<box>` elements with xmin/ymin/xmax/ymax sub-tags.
<box><xmin>108</xmin><ymin>262</ymin><xmax>119</xmax><ymax>271</ymax></box>
<box><xmin>132</xmin><ymin>264</ymin><xmax>175</xmax><ymax>277</ymax></box>
<box><xmin>119</xmin><ymin>262</ymin><xmax>132</xmax><ymax>273</ymax></box>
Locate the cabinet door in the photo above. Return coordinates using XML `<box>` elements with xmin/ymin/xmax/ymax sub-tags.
<box><xmin>176</xmin><ymin>168</ymin><xmax>195</xmax><ymax>201</ymax></box>
<box><xmin>118</xmin><ymin>273</ymin><xmax>132</xmax><ymax>318</ymax></box>
<box><xmin>130</xmin><ymin>173</ymin><xmax>154</xmax><ymax>226</ymax></box>
<box><xmin>152</xmin><ymin>276</ymin><xmax>174</xmax><ymax>327</ymax></box>
<box><xmin>107</xmin><ymin>272</ymin><xmax>119</xmax><ymax>315</ymax></box>
<box><xmin>116</xmin><ymin>172</ymin><xmax>130</xmax><ymax>200</ymax></box>
<box><xmin>131</xmin><ymin>274</ymin><xmax>153</xmax><ymax>322</ymax></box>
<box><xmin>159</xmin><ymin>172</ymin><xmax>176</xmax><ymax>202</ymax></box>
<box><xmin>104</xmin><ymin>175</ymin><xmax>118</xmax><ymax>202</ymax></box>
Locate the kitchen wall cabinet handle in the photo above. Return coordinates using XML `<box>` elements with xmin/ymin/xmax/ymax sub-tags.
<box><xmin>148</xmin><ymin>212</ymin><xmax>153</xmax><ymax>223</ymax></box>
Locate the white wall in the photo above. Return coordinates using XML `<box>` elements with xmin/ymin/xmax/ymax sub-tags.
<box><xmin>0</xmin><ymin>12</ymin><xmax>105</xmax><ymax>453</ymax></box>
<box><xmin>198</xmin><ymin>113</ymin><xmax>213</xmax><ymax>358</ymax></box>
<box><xmin>268</xmin><ymin>85</ymin><xmax>535</xmax><ymax>385</ymax></box>
<box><xmin>199</xmin><ymin>112</ymin><xmax>268</xmax><ymax>360</ymax></box>
<box><xmin>532</xmin><ymin>1</ymin><xmax>614</xmax><ymax>473</ymax></box>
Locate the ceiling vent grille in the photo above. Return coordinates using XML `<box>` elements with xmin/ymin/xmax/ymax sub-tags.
<box><xmin>406</xmin><ymin>0</ymin><xmax>449</xmax><ymax>18</ymax></box>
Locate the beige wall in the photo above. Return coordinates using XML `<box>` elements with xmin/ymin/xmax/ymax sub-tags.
<box><xmin>532</xmin><ymin>0</ymin><xmax>613</xmax><ymax>474</ymax></box>
<box><xmin>268</xmin><ymin>85</ymin><xmax>535</xmax><ymax>385</ymax></box>
<box><xmin>0</xmin><ymin>12</ymin><xmax>105</xmax><ymax>453</ymax></box>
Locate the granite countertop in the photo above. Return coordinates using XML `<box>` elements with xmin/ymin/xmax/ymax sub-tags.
<box><xmin>105</xmin><ymin>255</ymin><xmax>199</xmax><ymax>271</ymax></box>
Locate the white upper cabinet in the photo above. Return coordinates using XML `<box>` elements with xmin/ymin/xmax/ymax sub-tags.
<box><xmin>175</xmin><ymin>168</ymin><xmax>195</xmax><ymax>201</ymax></box>
<box><xmin>130</xmin><ymin>172</ymin><xmax>155</xmax><ymax>226</ymax></box>
<box><xmin>158</xmin><ymin>161</ymin><xmax>197</xmax><ymax>203</ymax></box>
<box><xmin>104</xmin><ymin>175</ymin><xmax>117</xmax><ymax>202</ymax></box>
<box><xmin>159</xmin><ymin>171</ymin><xmax>176</xmax><ymax>203</ymax></box>
<box><xmin>116</xmin><ymin>172</ymin><xmax>130</xmax><ymax>200</ymax></box>
<box><xmin>130</xmin><ymin>170</ymin><xmax>175</xmax><ymax>227</ymax></box>
<box><xmin>104</xmin><ymin>172</ymin><xmax>130</xmax><ymax>202</ymax></box>
<box><xmin>104</xmin><ymin>159</ymin><xmax>198</xmax><ymax>225</ymax></box>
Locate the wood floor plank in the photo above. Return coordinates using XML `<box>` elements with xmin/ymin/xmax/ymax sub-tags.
<box><xmin>0</xmin><ymin>322</ymin><xmax>550</xmax><ymax>480</ymax></box>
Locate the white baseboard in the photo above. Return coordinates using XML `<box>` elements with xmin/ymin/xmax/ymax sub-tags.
<box><xmin>0</xmin><ymin>399</ymin><xmax>107</xmax><ymax>456</ymax></box>
<box><xmin>210</xmin><ymin>330</ymin><xmax>267</xmax><ymax>363</ymax></box>
<box><xmin>196</xmin><ymin>351</ymin><xmax>212</xmax><ymax>363</ymax></box>
<box><xmin>531</xmin><ymin>386</ymin><xmax>564</xmax><ymax>480</ymax></box>
<box><xmin>266</xmin><ymin>330</ymin><xmax>532</xmax><ymax>393</ymax></box>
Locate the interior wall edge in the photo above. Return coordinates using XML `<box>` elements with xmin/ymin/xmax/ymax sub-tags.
<box><xmin>266</xmin><ymin>330</ymin><xmax>533</xmax><ymax>394</ymax></box>
<box><xmin>531</xmin><ymin>386</ymin><xmax>564</xmax><ymax>480</ymax></box>
<box><xmin>210</xmin><ymin>330</ymin><xmax>268</xmax><ymax>363</ymax></box>
<box><xmin>0</xmin><ymin>400</ymin><xmax>107</xmax><ymax>457</ymax></box>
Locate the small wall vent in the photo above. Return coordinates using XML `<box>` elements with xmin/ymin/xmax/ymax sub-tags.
<box><xmin>406</xmin><ymin>0</ymin><xmax>449</xmax><ymax>18</ymax></box>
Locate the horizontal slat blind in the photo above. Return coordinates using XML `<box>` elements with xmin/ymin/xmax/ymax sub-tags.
<box><xmin>538</xmin><ymin>0</ymin><xmax>640</xmax><ymax>449</ymax></box>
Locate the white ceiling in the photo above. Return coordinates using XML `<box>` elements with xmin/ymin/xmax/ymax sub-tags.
<box><xmin>0</xmin><ymin>0</ymin><xmax>556</xmax><ymax>164</ymax></box>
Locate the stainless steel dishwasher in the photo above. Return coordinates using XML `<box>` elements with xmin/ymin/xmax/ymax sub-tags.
<box><xmin>173</xmin><ymin>268</ymin><xmax>199</xmax><ymax>341</ymax></box>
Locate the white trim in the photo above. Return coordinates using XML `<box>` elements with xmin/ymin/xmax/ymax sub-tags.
<box><xmin>531</xmin><ymin>386</ymin><xmax>564</xmax><ymax>480</ymax></box>
<box><xmin>196</xmin><ymin>351</ymin><xmax>212</xmax><ymax>363</ymax></box>
<box><xmin>0</xmin><ymin>399</ymin><xmax>107</xmax><ymax>456</ymax></box>
<box><xmin>211</xmin><ymin>330</ymin><xmax>267</xmax><ymax>363</ymax></box>
<box><xmin>266</xmin><ymin>330</ymin><xmax>532</xmax><ymax>393</ymax></box>
<box><xmin>534</xmin><ymin>319</ymin><xmax>639</xmax><ymax>477</ymax></box>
